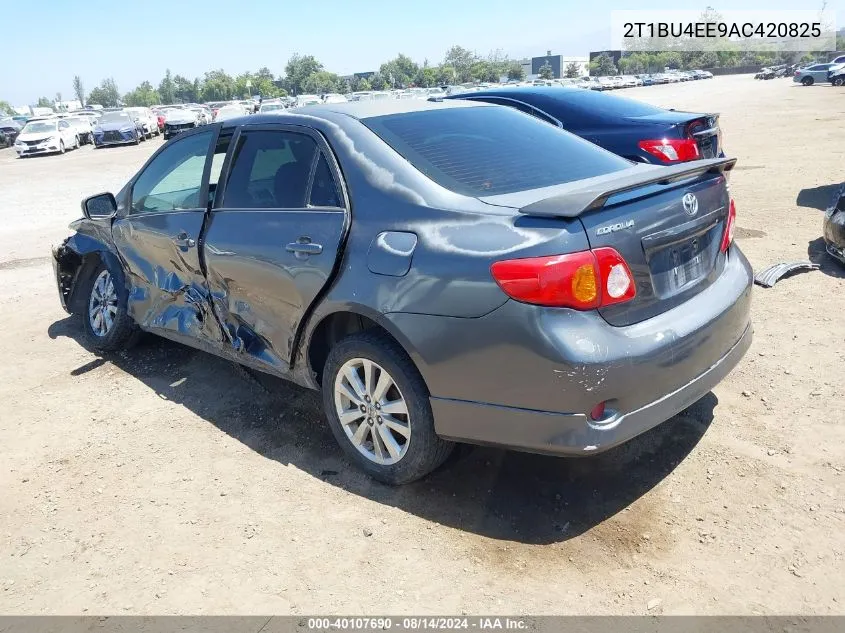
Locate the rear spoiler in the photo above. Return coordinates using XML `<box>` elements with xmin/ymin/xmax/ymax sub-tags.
<box><xmin>519</xmin><ymin>157</ymin><xmax>736</xmax><ymax>218</ymax></box>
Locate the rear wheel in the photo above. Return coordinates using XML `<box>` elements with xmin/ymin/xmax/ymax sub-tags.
<box><xmin>81</xmin><ymin>263</ymin><xmax>138</xmax><ymax>351</ymax></box>
<box><xmin>802</xmin><ymin>76</ymin><xmax>814</xmax><ymax>86</ymax></box>
<box><xmin>322</xmin><ymin>331</ymin><xmax>454</xmax><ymax>485</ymax></box>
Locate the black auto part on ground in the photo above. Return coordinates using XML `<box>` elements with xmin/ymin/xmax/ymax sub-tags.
<box><xmin>823</xmin><ymin>183</ymin><xmax>845</xmax><ymax>264</ymax></box>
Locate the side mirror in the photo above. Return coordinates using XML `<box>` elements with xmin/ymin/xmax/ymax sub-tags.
<box><xmin>82</xmin><ymin>192</ymin><xmax>117</xmax><ymax>220</ymax></box>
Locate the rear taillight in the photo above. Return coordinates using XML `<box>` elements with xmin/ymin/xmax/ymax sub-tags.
<box><xmin>490</xmin><ymin>247</ymin><xmax>636</xmax><ymax>309</ymax></box>
<box><xmin>638</xmin><ymin>138</ymin><xmax>700</xmax><ymax>163</ymax></box>
<box><xmin>720</xmin><ymin>199</ymin><xmax>737</xmax><ymax>253</ymax></box>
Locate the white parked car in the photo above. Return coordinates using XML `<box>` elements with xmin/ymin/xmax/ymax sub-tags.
<box><xmin>213</xmin><ymin>104</ymin><xmax>249</xmax><ymax>122</ymax></box>
<box><xmin>124</xmin><ymin>107</ymin><xmax>159</xmax><ymax>138</ymax></box>
<box><xmin>322</xmin><ymin>93</ymin><xmax>348</xmax><ymax>103</ymax></box>
<box><xmin>65</xmin><ymin>116</ymin><xmax>95</xmax><ymax>144</ymax></box>
<box><xmin>295</xmin><ymin>94</ymin><xmax>322</xmax><ymax>106</ymax></box>
<box><xmin>258</xmin><ymin>101</ymin><xmax>288</xmax><ymax>114</ymax></box>
<box><xmin>188</xmin><ymin>106</ymin><xmax>212</xmax><ymax>125</ymax></box>
<box><xmin>14</xmin><ymin>118</ymin><xmax>79</xmax><ymax>157</ymax></box>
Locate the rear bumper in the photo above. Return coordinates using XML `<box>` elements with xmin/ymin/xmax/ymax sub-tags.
<box><xmin>387</xmin><ymin>246</ymin><xmax>753</xmax><ymax>455</ymax></box>
<box><xmin>430</xmin><ymin>321</ymin><xmax>750</xmax><ymax>455</ymax></box>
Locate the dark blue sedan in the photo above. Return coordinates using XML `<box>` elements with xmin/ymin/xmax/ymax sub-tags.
<box><xmin>443</xmin><ymin>86</ymin><xmax>723</xmax><ymax>165</ymax></box>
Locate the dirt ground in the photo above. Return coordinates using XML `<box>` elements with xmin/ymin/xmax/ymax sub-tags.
<box><xmin>0</xmin><ymin>75</ymin><xmax>843</xmax><ymax>615</ymax></box>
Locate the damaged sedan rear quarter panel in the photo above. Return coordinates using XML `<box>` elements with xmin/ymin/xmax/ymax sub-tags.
<box><xmin>53</xmin><ymin>100</ymin><xmax>753</xmax><ymax>484</ymax></box>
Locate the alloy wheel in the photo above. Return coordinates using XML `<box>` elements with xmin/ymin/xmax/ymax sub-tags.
<box><xmin>333</xmin><ymin>358</ymin><xmax>411</xmax><ymax>465</ymax></box>
<box><xmin>88</xmin><ymin>270</ymin><xmax>118</xmax><ymax>337</ymax></box>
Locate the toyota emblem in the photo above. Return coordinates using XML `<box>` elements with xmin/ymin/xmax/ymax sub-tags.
<box><xmin>682</xmin><ymin>192</ymin><xmax>699</xmax><ymax>216</ymax></box>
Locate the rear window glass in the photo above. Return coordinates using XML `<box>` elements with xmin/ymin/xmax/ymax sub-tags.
<box><xmin>363</xmin><ymin>106</ymin><xmax>630</xmax><ymax>196</ymax></box>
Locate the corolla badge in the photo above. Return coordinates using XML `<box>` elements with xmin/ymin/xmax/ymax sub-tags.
<box><xmin>682</xmin><ymin>192</ymin><xmax>699</xmax><ymax>216</ymax></box>
<box><xmin>595</xmin><ymin>219</ymin><xmax>634</xmax><ymax>236</ymax></box>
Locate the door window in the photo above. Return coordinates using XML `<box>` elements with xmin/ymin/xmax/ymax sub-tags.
<box><xmin>308</xmin><ymin>153</ymin><xmax>343</xmax><ymax>208</ymax></box>
<box><xmin>130</xmin><ymin>130</ymin><xmax>214</xmax><ymax>214</ymax></box>
<box><xmin>221</xmin><ymin>130</ymin><xmax>318</xmax><ymax>209</ymax></box>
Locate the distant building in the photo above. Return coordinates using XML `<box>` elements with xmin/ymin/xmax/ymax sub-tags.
<box><xmin>589</xmin><ymin>50</ymin><xmax>623</xmax><ymax>69</ymax></box>
<box><xmin>517</xmin><ymin>52</ymin><xmax>588</xmax><ymax>79</ymax></box>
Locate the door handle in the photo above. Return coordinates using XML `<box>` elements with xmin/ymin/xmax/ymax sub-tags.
<box><xmin>286</xmin><ymin>237</ymin><xmax>323</xmax><ymax>257</ymax></box>
<box><xmin>173</xmin><ymin>232</ymin><xmax>196</xmax><ymax>248</ymax></box>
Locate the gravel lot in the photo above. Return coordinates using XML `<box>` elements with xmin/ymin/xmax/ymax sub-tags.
<box><xmin>1</xmin><ymin>75</ymin><xmax>843</xmax><ymax>615</ymax></box>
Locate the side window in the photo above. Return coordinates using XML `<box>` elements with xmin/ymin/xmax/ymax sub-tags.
<box><xmin>308</xmin><ymin>153</ymin><xmax>343</xmax><ymax>208</ymax></box>
<box><xmin>221</xmin><ymin>130</ymin><xmax>317</xmax><ymax>209</ymax></box>
<box><xmin>59</xmin><ymin>121</ymin><xmax>69</xmax><ymax>130</ymax></box>
<box><xmin>208</xmin><ymin>133</ymin><xmax>232</xmax><ymax>205</ymax></box>
<box><xmin>130</xmin><ymin>130</ymin><xmax>214</xmax><ymax>214</ymax></box>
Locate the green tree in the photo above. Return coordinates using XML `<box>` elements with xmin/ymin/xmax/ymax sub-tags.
<box><xmin>538</xmin><ymin>61</ymin><xmax>554</xmax><ymax>79</ymax></box>
<box><xmin>158</xmin><ymin>69</ymin><xmax>175</xmax><ymax>104</ymax></box>
<box><xmin>253</xmin><ymin>67</ymin><xmax>280</xmax><ymax>98</ymax></box>
<box><xmin>563</xmin><ymin>61</ymin><xmax>581</xmax><ymax>78</ymax></box>
<box><xmin>87</xmin><ymin>78</ymin><xmax>120</xmax><ymax>107</ymax></box>
<box><xmin>443</xmin><ymin>45</ymin><xmax>477</xmax><ymax>82</ymax></box>
<box><xmin>414</xmin><ymin>65</ymin><xmax>437</xmax><ymax>88</ymax></box>
<box><xmin>369</xmin><ymin>72</ymin><xmax>388</xmax><ymax>90</ymax></box>
<box><xmin>589</xmin><ymin>53</ymin><xmax>618</xmax><ymax>76</ymax></box>
<box><xmin>0</xmin><ymin>100</ymin><xmax>13</xmax><ymax>115</ymax></box>
<box><xmin>507</xmin><ymin>64</ymin><xmax>526</xmax><ymax>81</ymax></box>
<box><xmin>36</xmin><ymin>97</ymin><xmax>53</xmax><ymax>108</ymax></box>
<box><xmin>435</xmin><ymin>64</ymin><xmax>457</xmax><ymax>85</ymax></box>
<box><xmin>124</xmin><ymin>81</ymin><xmax>160</xmax><ymax>106</ymax></box>
<box><xmin>284</xmin><ymin>53</ymin><xmax>323</xmax><ymax>95</ymax></box>
<box><xmin>355</xmin><ymin>77</ymin><xmax>372</xmax><ymax>91</ymax></box>
<box><xmin>200</xmin><ymin>69</ymin><xmax>235</xmax><ymax>102</ymax></box>
<box><xmin>72</xmin><ymin>76</ymin><xmax>85</xmax><ymax>106</ymax></box>
<box><xmin>379</xmin><ymin>54</ymin><xmax>419</xmax><ymax>88</ymax></box>
<box><xmin>302</xmin><ymin>71</ymin><xmax>340</xmax><ymax>94</ymax></box>
<box><xmin>170</xmin><ymin>75</ymin><xmax>196</xmax><ymax>102</ymax></box>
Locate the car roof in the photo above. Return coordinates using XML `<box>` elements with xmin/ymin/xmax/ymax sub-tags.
<box><xmin>218</xmin><ymin>98</ymin><xmax>488</xmax><ymax>129</ymax></box>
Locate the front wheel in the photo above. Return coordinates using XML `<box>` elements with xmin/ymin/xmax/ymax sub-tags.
<box><xmin>81</xmin><ymin>262</ymin><xmax>138</xmax><ymax>351</ymax></box>
<box><xmin>832</xmin><ymin>77</ymin><xmax>844</xmax><ymax>87</ymax></box>
<box><xmin>322</xmin><ymin>331</ymin><xmax>454</xmax><ymax>485</ymax></box>
<box><xmin>59</xmin><ymin>140</ymin><xmax>65</xmax><ymax>154</ymax></box>
<box><xmin>133</xmin><ymin>132</ymin><xmax>140</xmax><ymax>145</ymax></box>
<box><xmin>802</xmin><ymin>76</ymin><xmax>814</xmax><ymax>86</ymax></box>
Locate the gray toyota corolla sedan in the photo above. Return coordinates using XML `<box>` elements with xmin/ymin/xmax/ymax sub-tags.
<box><xmin>53</xmin><ymin>100</ymin><xmax>752</xmax><ymax>484</ymax></box>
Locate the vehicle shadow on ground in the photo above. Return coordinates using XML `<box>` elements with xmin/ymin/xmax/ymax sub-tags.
<box><xmin>808</xmin><ymin>237</ymin><xmax>845</xmax><ymax>279</ymax></box>
<box><xmin>796</xmin><ymin>183</ymin><xmax>842</xmax><ymax>212</ymax></box>
<box><xmin>49</xmin><ymin>315</ymin><xmax>716</xmax><ymax>545</ymax></box>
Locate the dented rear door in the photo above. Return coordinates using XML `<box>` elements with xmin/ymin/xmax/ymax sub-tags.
<box><xmin>202</xmin><ymin>125</ymin><xmax>348</xmax><ymax>375</ymax></box>
<box><xmin>112</xmin><ymin>126</ymin><xmax>222</xmax><ymax>343</ymax></box>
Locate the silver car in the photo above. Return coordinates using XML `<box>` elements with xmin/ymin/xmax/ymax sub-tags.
<box><xmin>793</xmin><ymin>63</ymin><xmax>838</xmax><ymax>86</ymax></box>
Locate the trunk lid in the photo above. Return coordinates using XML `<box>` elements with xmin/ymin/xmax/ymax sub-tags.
<box><xmin>626</xmin><ymin>112</ymin><xmax>722</xmax><ymax>159</ymax></box>
<box><xmin>480</xmin><ymin>158</ymin><xmax>735</xmax><ymax>327</ymax></box>
<box><xmin>580</xmin><ymin>173</ymin><xmax>730</xmax><ymax>326</ymax></box>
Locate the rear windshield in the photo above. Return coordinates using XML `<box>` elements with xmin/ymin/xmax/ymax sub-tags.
<box><xmin>363</xmin><ymin>106</ymin><xmax>630</xmax><ymax>196</ymax></box>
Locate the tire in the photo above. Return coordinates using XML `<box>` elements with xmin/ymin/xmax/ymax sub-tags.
<box><xmin>133</xmin><ymin>132</ymin><xmax>140</xmax><ymax>145</ymax></box>
<box><xmin>74</xmin><ymin>135</ymin><xmax>80</xmax><ymax>149</ymax></box>
<box><xmin>833</xmin><ymin>77</ymin><xmax>844</xmax><ymax>87</ymax></box>
<box><xmin>322</xmin><ymin>330</ymin><xmax>454</xmax><ymax>485</ymax></box>
<box><xmin>80</xmin><ymin>261</ymin><xmax>139</xmax><ymax>352</ymax></box>
<box><xmin>59</xmin><ymin>140</ymin><xmax>65</xmax><ymax>154</ymax></box>
<box><xmin>802</xmin><ymin>76</ymin><xmax>814</xmax><ymax>86</ymax></box>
